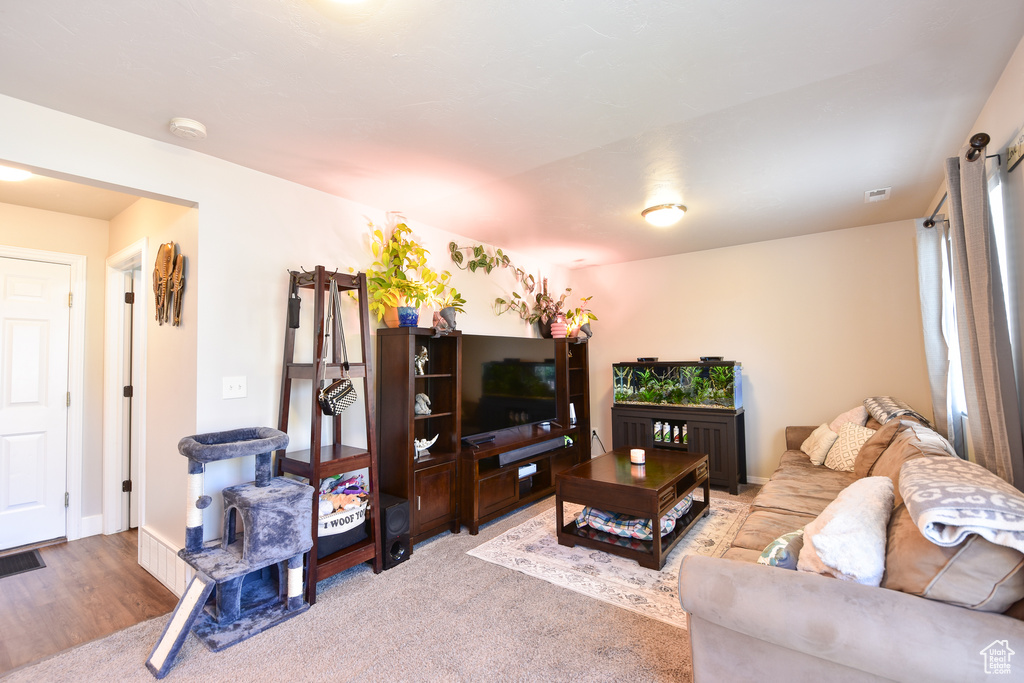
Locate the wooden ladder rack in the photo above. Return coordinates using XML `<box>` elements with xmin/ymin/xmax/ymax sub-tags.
<box><xmin>275</xmin><ymin>266</ymin><xmax>382</xmax><ymax>604</ymax></box>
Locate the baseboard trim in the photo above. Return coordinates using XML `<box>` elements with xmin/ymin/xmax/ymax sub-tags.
<box><xmin>80</xmin><ymin>514</ymin><xmax>103</xmax><ymax>538</ymax></box>
<box><xmin>138</xmin><ymin>526</ymin><xmax>193</xmax><ymax>598</ymax></box>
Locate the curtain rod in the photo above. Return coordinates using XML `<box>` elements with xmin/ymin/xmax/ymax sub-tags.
<box><xmin>923</xmin><ymin>133</ymin><xmax>994</xmax><ymax>228</ymax></box>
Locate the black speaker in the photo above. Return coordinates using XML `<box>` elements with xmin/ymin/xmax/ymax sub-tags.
<box><xmin>379</xmin><ymin>493</ymin><xmax>411</xmax><ymax>570</ymax></box>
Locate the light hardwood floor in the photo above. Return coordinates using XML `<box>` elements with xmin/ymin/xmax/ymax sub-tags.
<box><xmin>0</xmin><ymin>529</ymin><xmax>177</xmax><ymax>675</ymax></box>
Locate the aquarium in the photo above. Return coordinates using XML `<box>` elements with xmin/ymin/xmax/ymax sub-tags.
<box><xmin>612</xmin><ymin>360</ymin><xmax>742</xmax><ymax>409</ymax></box>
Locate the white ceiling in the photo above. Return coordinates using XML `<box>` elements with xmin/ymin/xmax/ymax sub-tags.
<box><xmin>1</xmin><ymin>1</ymin><xmax>1022</xmax><ymax>267</ymax></box>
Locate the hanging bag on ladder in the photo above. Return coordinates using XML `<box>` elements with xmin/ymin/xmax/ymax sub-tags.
<box><xmin>317</xmin><ymin>277</ymin><xmax>357</xmax><ymax>415</ymax></box>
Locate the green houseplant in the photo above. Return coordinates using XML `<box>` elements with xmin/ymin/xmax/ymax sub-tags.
<box><xmin>365</xmin><ymin>216</ymin><xmax>443</xmax><ymax>324</ymax></box>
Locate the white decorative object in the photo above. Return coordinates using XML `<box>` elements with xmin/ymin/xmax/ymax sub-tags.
<box><xmin>800</xmin><ymin>423</ymin><xmax>838</xmax><ymax>466</ymax></box>
<box><xmin>630</xmin><ymin>448</ymin><xmax>645</xmax><ymax>464</ymax></box>
<box><xmin>797</xmin><ymin>476</ymin><xmax>894</xmax><ymax>586</ymax></box>
<box><xmin>414</xmin><ymin>434</ymin><xmax>439</xmax><ymax>460</ymax></box>
<box><xmin>414</xmin><ymin>393</ymin><xmax>431</xmax><ymax>415</ymax></box>
<box><xmin>414</xmin><ymin>346</ymin><xmax>428</xmax><ymax>375</ymax></box>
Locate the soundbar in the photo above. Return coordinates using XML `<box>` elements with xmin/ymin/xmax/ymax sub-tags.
<box><xmin>498</xmin><ymin>436</ymin><xmax>565</xmax><ymax>467</ymax></box>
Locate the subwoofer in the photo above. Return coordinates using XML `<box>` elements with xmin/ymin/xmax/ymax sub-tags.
<box><xmin>378</xmin><ymin>493</ymin><xmax>411</xmax><ymax>570</ymax></box>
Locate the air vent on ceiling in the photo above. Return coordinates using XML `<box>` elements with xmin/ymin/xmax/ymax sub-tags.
<box><xmin>864</xmin><ymin>187</ymin><xmax>891</xmax><ymax>203</ymax></box>
<box><xmin>169</xmin><ymin>117</ymin><xmax>207</xmax><ymax>141</ymax></box>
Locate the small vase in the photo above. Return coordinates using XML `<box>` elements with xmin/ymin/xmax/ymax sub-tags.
<box><xmin>397</xmin><ymin>306</ymin><xmax>419</xmax><ymax>327</ymax></box>
<box><xmin>550</xmin><ymin>316</ymin><xmax>568</xmax><ymax>338</ymax></box>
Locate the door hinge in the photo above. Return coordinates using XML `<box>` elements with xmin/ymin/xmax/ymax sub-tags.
<box><xmin>125</xmin><ymin>291</ymin><xmax>135</xmax><ymax>305</ymax></box>
<box><xmin>65</xmin><ymin>492</ymin><xmax>69</xmax><ymax>508</ymax></box>
<box><xmin>122</xmin><ymin>479</ymin><xmax>133</xmax><ymax>493</ymax></box>
<box><xmin>68</xmin><ymin>292</ymin><xmax>73</xmax><ymax>308</ymax></box>
<box><xmin>123</xmin><ymin>385</ymin><xmax>133</xmax><ymax>398</ymax></box>
<box><xmin>66</xmin><ymin>392</ymin><xmax>71</xmax><ymax>407</ymax></box>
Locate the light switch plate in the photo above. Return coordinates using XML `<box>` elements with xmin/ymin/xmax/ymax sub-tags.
<box><xmin>222</xmin><ymin>376</ymin><xmax>246</xmax><ymax>399</ymax></box>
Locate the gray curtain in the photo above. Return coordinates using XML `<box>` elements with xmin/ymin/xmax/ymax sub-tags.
<box><xmin>944</xmin><ymin>143</ymin><xmax>1024</xmax><ymax>488</ymax></box>
<box><xmin>916</xmin><ymin>217</ymin><xmax>955</xmax><ymax>447</ymax></box>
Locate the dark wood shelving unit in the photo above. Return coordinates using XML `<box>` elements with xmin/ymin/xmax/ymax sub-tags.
<box><xmin>275</xmin><ymin>266</ymin><xmax>382</xmax><ymax>605</ymax></box>
<box><xmin>377</xmin><ymin>327</ymin><xmax>462</xmax><ymax>547</ymax></box>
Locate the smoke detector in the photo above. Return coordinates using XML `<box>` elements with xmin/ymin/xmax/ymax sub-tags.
<box><xmin>169</xmin><ymin>117</ymin><xmax>207</xmax><ymax>141</ymax></box>
<box><xmin>864</xmin><ymin>187</ymin><xmax>891</xmax><ymax>203</ymax></box>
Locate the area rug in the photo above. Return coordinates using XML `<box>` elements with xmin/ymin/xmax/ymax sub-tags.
<box><xmin>467</xmin><ymin>498</ymin><xmax>748</xmax><ymax>629</ymax></box>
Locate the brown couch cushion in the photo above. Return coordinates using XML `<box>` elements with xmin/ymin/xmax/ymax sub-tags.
<box><xmin>752</xmin><ymin>474</ymin><xmax>856</xmax><ymax>518</ymax></box>
<box><xmin>883</xmin><ymin>504</ymin><xmax>1024</xmax><ymax>612</ymax></box>
<box><xmin>730</xmin><ymin>509</ymin><xmax>815</xmax><ymax>552</ymax></box>
<box><xmin>853</xmin><ymin>418</ymin><xmax>903</xmax><ymax>478</ymax></box>
<box><xmin>860</xmin><ymin>421</ymin><xmax>954</xmax><ymax>507</ymax></box>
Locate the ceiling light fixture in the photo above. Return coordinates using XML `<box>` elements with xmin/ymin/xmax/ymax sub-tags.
<box><xmin>641</xmin><ymin>203</ymin><xmax>687</xmax><ymax>227</ymax></box>
<box><xmin>169</xmin><ymin>117</ymin><xmax>207</xmax><ymax>141</ymax></box>
<box><xmin>0</xmin><ymin>165</ymin><xmax>33</xmax><ymax>182</ymax></box>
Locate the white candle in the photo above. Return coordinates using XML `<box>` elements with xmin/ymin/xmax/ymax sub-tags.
<box><xmin>630</xmin><ymin>448</ymin><xmax>645</xmax><ymax>464</ymax></box>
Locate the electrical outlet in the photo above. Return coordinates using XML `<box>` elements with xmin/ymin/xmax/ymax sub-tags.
<box><xmin>222</xmin><ymin>376</ymin><xmax>246</xmax><ymax>399</ymax></box>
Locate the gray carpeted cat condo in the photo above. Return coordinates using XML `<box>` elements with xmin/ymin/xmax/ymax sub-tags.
<box><xmin>147</xmin><ymin>427</ymin><xmax>313</xmax><ymax>679</ymax></box>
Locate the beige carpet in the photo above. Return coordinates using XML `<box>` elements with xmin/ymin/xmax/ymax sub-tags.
<box><xmin>468</xmin><ymin>498</ymin><xmax>748</xmax><ymax>629</ymax></box>
<box><xmin>5</xmin><ymin>486</ymin><xmax>756</xmax><ymax>683</ymax></box>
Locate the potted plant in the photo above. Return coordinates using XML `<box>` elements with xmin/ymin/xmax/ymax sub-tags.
<box><xmin>365</xmin><ymin>215</ymin><xmax>442</xmax><ymax>326</ymax></box>
<box><xmin>565</xmin><ymin>295</ymin><xmax>597</xmax><ymax>339</ymax></box>
<box><xmin>431</xmin><ymin>270</ymin><xmax>467</xmax><ymax>330</ymax></box>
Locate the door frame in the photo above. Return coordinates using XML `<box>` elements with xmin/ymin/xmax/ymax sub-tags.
<box><xmin>103</xmin><ymin>238</ymin><xmax>148</xmax><ymax>534</ymax></box>
<box><xmin>0</xmin><ymin>245</ymin><xmax>87</xmax><ymax>541</ymax></box>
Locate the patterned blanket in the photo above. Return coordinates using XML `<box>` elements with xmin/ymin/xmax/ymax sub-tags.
<box><xmin>900</xmin><ymin>456</ymin><xmax>1024</xmax><ymax>553</ymax></box>
<box><xmin>863</xmin><ymin>396</ymin><xmax>930</xmax><ymax>426</ymax></box>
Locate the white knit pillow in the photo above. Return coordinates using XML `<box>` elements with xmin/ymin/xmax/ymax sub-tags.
<box><xmin>797</xmin><ymin>476</ymin><xmax>895</xmax><ymax>586</ymax></box>
<box><xmin>828</xmin><ymin>405</ymin><xmax>869</xmax><ymax>434</ymax></box>
<box><xmin>800</xmin><ymin>423</ymin><xmax>838</xmax><ymax>466</ymax></box>
<box><xmin>824</xmin><ymin>422</ymin><xmax>876</xmax><ymax>472</ymax></box>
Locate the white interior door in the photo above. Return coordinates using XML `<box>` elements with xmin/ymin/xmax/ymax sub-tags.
<box><xmin>0</xmin><ymin>256</ymin><xmax>70</xmax><ymax>549</ymax></box>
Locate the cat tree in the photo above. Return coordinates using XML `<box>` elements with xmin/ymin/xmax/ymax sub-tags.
<box><xmin>147</xmin><ymin>427</ymin><xmax>313</xmax><ymax>679</ymax></box>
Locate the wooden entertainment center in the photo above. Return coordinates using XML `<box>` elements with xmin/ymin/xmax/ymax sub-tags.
<box><xmin>377</xmin><ymin>329</ymin><xmax>591</xmax><ymax>547</ymax></box>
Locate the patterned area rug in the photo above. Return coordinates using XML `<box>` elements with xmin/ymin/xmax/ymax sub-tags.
<box><xmin>467</xmin><ymin>498</ymin><xmax>749</xmax><ymax>629</ymax></box>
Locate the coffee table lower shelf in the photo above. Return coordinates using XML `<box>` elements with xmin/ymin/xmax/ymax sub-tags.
<box><xmin>558</xmin><ymin>498</ymin><xmax>709</xmax><ymax>569</ymax></box>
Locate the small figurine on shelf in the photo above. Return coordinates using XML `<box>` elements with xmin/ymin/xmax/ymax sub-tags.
<box><xmin>414</xmin><ymin>346</ymin><xmax>428</xmax><ymax>375</ymax></box>
<box><xmin>414</xmin><ymin>434</ymin><xmax>439</xmax><ymax>460</ymax></box>
<box><xmin>414</xmin><ymin>393</ymin><xmax>432</xmax><ymax>415</ymax></box>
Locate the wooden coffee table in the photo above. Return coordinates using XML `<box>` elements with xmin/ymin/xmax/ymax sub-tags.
<box><xmin>555</xmin><ymin>448</ymin><xmax>710</xmax><ymax>570</ymax></box>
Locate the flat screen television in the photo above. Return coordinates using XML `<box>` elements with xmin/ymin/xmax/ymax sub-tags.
<box><xmin>460</xmin><ymin>334</ymin><xmax>558</xmax><ymax>443</ymax></box>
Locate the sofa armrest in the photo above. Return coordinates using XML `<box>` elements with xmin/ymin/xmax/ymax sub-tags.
<box><xmin>679</xmin><ymin>555</ymin><xmax>1024</xmax><ymax>682</ymax></box>
<box><xmin>786</xmin><ymin>426</ymin><xmax>815</xmax><ymax>451</ymax></box>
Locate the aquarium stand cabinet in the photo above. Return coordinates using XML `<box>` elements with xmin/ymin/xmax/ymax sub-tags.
<box><xmin>611</xmin><ymin>405</ymin><xmax>746</xmax><ymax>494</ymax></box>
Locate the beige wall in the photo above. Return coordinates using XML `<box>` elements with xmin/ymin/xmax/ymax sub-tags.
<box><xmin>0</xmin><ymin>201</ymin><xmax>109</xmax><ymax>516</ymax></box>
<box><xmin>572</xmin><ymin>219</ymin><xmax>932</xmax><ymax>481</ymax></box>
<box><xmin>109</xmin><ymin>199</ymin><xmax>198</xmax><ymax>547</ymax></box>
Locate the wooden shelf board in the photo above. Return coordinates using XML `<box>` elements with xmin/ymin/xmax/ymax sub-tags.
<box><xmin>280</xmin><ymin>445</ymin><xmax>370</xmax><ymax>479</ymax></box>
<box><xmin>312</xmin><ymin>537</ymin><xmax>375</xmax><ymax>577</ymax></box>
<box><xmin>286</xmin><ymin>363</ymin><xmax>368</xmax><ymax>381</ymax></box>
<box><xmin>415</xmin><ymin>373</ymin><xmax>452</xmax><ymax>379</ymax></box>
<box><xmin>412</xmin><ymin>451</ymin><xmax>457</xmax><ymax>470</ymax></box>
<box><xmin>414</xmin><ymin>411</ymin><xmax>453</xmax><ymax>421</ymax></box>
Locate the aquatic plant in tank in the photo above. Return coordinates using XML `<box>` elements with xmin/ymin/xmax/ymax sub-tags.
<box><xmin>612</xmin><ymin>361</ymin><xmax>741</xmax><ymax>409</ymax></box>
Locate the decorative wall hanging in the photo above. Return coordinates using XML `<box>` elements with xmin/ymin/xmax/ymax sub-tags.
<box><xmin>153</xmin><ymin>241</ymin><xmax>186</xmax><ymax>326</ymax></box>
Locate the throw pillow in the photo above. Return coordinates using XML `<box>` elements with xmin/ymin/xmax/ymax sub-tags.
<box><xmin>797</xmin><ymin>476</ymin><xmax>895</xmax><ymax>586</ymax></box>
<box><xmin>853</xmin><ymin>418</ymin><xmax>904</xmax><ymax>478</ymax></box>
<box><xmin>863</xmin><ymin>396</ymin><xmax>930</xmax><ymax>426</ymax></box>
<box><xmin>757</xmin><ymin>529</ymin><xmax>804</xmax><ymax>570</ymax></box>
<box><xmin>824</xmin><ymin>422</ymin><xmax>876</xmax><ymax>472</ymax></box>
<box><xmin>828</xmin><ymin>405</ymin><xmax>869</xmax><ymax>434</ymax></box>
<box><xmin>800</xmin><ymin>423</ymin><xmax>838</xmax><ymax>466</ymax></box>
<box><xmin>883</xmin><ymin>504</ymin><xmax>1024</xmax><ymax>612</ymax></box>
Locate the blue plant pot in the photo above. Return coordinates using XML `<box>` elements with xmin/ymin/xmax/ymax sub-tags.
<box><xmin>397</xmin><ymin>306</ymin><xmax>419</xmax><ymax>327</ymax></box>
